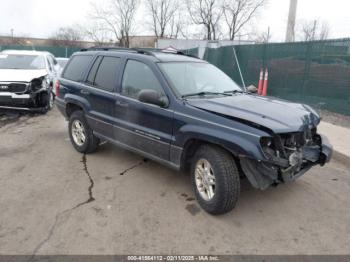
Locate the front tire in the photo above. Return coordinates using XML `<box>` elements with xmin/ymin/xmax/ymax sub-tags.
<box><xmin>191</xmin><ymin>145</ymin><xmax>240</xmax><ymax>215</ymax></box>
<box><xmin>40</xmin><ymin>91</ymin><xmax>54</xmax><ymax>114</ymax></box>
<box><xmin>68</xmin><ymin>110</ymin><xmax>99</xmax><ymax>154</ymax></box>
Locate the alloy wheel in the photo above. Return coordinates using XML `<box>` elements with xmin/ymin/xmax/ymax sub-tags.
<box><xmin>194</xmin><ymin>159</ymin><xmax>216</xmax><ymax>201</ymax></box>
<box><xmin>71</xmin><ymin>120</ymin><xmax>86</xmax><ymax>146</ymax></box>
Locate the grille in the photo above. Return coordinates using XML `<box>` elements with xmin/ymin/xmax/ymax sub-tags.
<box><xmin>0</xmin><ymin>83</ymin><xmax>28</xmax><ymax>93</ymax></box>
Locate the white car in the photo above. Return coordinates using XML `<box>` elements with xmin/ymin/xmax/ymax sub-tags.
<box><xmin>0</xmin><ymin>50</ymin><xmax>61</xmax><ymax>113</ymax></box>
<box><xmin>56</xmin><ymin>57</ymin><xmax>69</xmax><ymax>70</ymax></box>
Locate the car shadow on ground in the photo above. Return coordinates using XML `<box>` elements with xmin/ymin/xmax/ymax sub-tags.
<box><xmin>93</xmin><ymin>142</ymin><xmax>300</xmax><ymax>219</ymax></box>
<box><xmin>0</xmin><ymin>109</ymin><xmax>39</xmax><ymax>128</ymax></box>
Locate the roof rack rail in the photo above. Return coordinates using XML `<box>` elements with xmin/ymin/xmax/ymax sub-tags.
<box><xmin>131</xmin><ymin>48</ymin><xmax>156</xmax><ymax>57</ymax></box>
<box><xmin>80</xmin><ymin>46</ymin><xmax>133</xmax><ymax>52</ymax></box>
<box><xmin>80</xmin><ymin>46</ymin><xmax>199</xmax><ymax>59</ymax></box>
<box><xmin>80</xmin><ymin>46</ymin><xmax>157</xmax><ymax>57</ymax></box>
<box><xmin>160</xmin><ymin>49</ymin><xmax>199</xmax><ymax>59</ymax></box>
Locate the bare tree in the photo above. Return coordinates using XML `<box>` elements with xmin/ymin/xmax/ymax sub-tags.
<box><xmin>187</xmin><ymin>0</ymin><xmax>223</xmax><ymax>40</ymax></box>
<box><xmin>83</xmin><ymin>22</ymin><xmax>114</xmax><ymax>45</ymax></box>
<box><xmin>168</xmin><ymin>12</ymin><xmax>188</xmax><ymax>39</ymax></box>
<box><xmin>145</xmin><ymin>0</ymin><xmax>179</xmax><ymax>38</ymax></box>
<box><xmin>319</xmin><ymin>22</ymin><xmax>330</xmax><ymax>41</ymax></box>
<box><xmin>299</xmin><ymin>19</ymin><xmax>330</xmax><ymax>41</ymax></box>
<box><xmin>50</xmin><ymin>26</ymin><xmax>83</xmax><ymax>46</ymax></box>
<box><xmin>90</xmin><ymin>0</ymin><xmax>139</xmax><ymax>47</ymax></box>
<box><xmin>222</xmin><ymin>0</ymin><xmax>266</xmax><ymax>41</ymax></box>
<box><xmin>252</xmin><ymin>28</ymin><xmax>272</xmax><ymax>43</ymax></box>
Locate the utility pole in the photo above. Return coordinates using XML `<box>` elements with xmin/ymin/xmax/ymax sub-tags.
<box><xmin>285</xmin><ymin>0</ymin><xmax>298</xmax><ymax>42</ymax></box>
<box><xmin>11</xmin><ymin>28</ymin><xmax>14</xmax><ymax>43</ymax></box>
<box><xmin>311</xmin><ymin>20</ymin><xmax>317</xmax><ymax>41</ymax></box>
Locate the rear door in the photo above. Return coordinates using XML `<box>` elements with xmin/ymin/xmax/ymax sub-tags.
<box><xmin>82</xmin><ymin>55</ymin><xmax>121</xmax><ymax>138</ymax></box>
<box><xmin>114</xmin><ymin>59</ymin><xmax>174</xmax><ymax>161</ymax></box>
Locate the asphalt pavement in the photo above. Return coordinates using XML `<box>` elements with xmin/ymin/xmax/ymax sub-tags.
<box><xmin>0</xmin><ymin>108</ymin><xmax>350</xmax><ymax>255</ymax></box>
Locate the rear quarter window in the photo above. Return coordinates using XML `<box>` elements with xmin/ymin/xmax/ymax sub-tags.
<box><xmin>63</xmin><ymin>55</ymin><xmax>93</xmax><ymax>82</ymax></box>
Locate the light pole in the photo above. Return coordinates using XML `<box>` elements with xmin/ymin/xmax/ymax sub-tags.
<box><xmin>285</xmin><ymin>0</ymin><xmax>298</xmax><ymax>42</ymax></box>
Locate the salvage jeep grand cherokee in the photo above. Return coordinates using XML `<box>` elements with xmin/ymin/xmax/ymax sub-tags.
<box><xmin>55</xmin><ymin>47</ymin><xmax>333</xmax><ymax>215</ymax></box>
<box><xmin>0</xmin><ymin>50</ymin><xmax>59</xmax><ymax>112</ymax></box>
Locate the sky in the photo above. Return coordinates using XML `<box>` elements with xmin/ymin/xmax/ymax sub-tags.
<box><xmin>0</xmin><ymin>0</ymin><xmax>350</xmax><ymax>42</ymax></box>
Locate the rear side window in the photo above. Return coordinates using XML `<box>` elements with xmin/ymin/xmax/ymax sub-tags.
<box><xmin>63</xmin><ymin>55</ymin><xmax>93</xmax><ymax>82</ymax></box>
<box><xmin>93</xmin><ymin>57</ymin><xmax>120</xmax><ymax>92</ymax></box>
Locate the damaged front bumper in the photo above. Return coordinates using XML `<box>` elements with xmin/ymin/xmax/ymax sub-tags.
<box><xmin>0</xmin><ymin>77</ymin><xmax>51</xmax><ymax>112</ymax></box>
<box><xmin>0</xmin><ymin>92</ymin><xmax>47</xmax><ymax>112</ymax></box>
<box><xmin>240</xmin><ymin>133</ymin><xmax>333</xmax><ymax>190</ymax></box>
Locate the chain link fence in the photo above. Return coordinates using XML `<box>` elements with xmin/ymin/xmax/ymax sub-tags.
<box><xmin>197</xmin><ymin>38</ymin><xmax>350</xmax><ymax>116</ymax></box>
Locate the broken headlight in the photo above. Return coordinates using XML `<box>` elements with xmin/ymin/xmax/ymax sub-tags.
<box><xmin>260</xmin><ymin>137</ymin><xmax>273</xmax><ymax>148</ymax></box>
<box><xmin>30</xmin><ymin>76</ymin><xmax>49</xmax><ymax>91</ymax></box>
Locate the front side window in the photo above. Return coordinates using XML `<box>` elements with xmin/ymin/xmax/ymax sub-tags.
<box><xmin>0</xmin><ymin>54</ymin><xmax>46</xmax><ymax>70</ymax></box>
<box><xmin>51</xmin><ymin>56</ymin><xmax>58</xmax><ymax>65</ymax></box>
<box><xmin>94</xmin><ymin>57</ymin><xmax>121</xmax><ymax>92</ymax></box>
<box><xmin>159</xmin><ymin>62</ymin><xmax>242</xmax><ymax>97</ymax></box>
<box><xmin>46</xmin><ymin>58</ymin><xmax>53</xmax><ymax>71</ymax></box>
<box><xmin>63</xmin><ymin>55</ymin><xmax>93</xmax><ymax>82</ymax></box>
<box><xmin>122</xmin><ymin>60</ymin><xmax>164</xmax><ymax>99</ymax></box>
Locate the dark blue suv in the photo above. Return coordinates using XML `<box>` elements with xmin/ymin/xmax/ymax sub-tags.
<box><xmin>56</xmin><ymin>48</ymin><xmax>332</xmax><ymax>215</ymax></box>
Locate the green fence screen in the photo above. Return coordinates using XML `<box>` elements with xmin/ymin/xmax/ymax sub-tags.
<box><xmin>0</xmin><ymin>44</ymin><xmax>81</xmax><ymax>58</ymax></box>
<box><xmin>2</xmin><ymin>41</ymin><xmax>350</xmax><ymax>115</ymax></box>
<box><xmin>201</xmin><ymin>38</ymin><xmax>350</xmax><ymax>116</ymax></box>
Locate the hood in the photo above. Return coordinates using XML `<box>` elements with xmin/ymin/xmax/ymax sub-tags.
<box><xmin>186</xmin><ymin>94</ymin><xmax>320</xmax><ymax>134</ymax></box>
<box><xmin>0</xmin><ymin>69</ymin><xmax>48</xmax><ymax>82</ymax></box>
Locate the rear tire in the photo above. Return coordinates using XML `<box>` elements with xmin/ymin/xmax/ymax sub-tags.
<box><xmin>68</xmin><ymin>110</ymin><xmax>99</xmax><ymax>154</ymax></box>
<box><xmin>191</xmin><ymin>145</ymin><xmax>240</xmax><ymax>215</ymax></box>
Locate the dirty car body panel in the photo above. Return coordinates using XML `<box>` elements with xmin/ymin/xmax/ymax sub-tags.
<box><xmin>56</xmin><ymin>49</ymin><xmax>333</xmax><ymax>192</ymax></box>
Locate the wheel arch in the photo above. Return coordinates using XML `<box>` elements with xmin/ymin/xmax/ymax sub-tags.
<box><xmin>66</xmin><ymin>102</ymin><xmax>84</xmax><ymax>118</ymax></box>
<box><xmin>64</xmin><ymin>94</ymin><xmax>90</xmax><ymax>117</ymax></box>
<box><xmin>180</xmin><ymin>137</ymin><xmax>242</xmax><ymax>174</ymax></box>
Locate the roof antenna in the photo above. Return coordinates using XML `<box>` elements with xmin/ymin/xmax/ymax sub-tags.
<box><xmin>233</xmin><ymin>47</ymin><xmax>246</xmax><ymax>91</ymax></box>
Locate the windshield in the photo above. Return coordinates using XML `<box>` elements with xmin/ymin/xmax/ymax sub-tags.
<box><xmin>57</xmin><ymin>59</ymin><xmax>68</xmax><ymax>68</ymax></box>
<box><xmin>159</xmin><ymin>62</ymin><xmax>242</xmax><ymax>98</ymax></box>
<box><xmin>0</xmin><ymin>54</ymin><xmax>46</xmax><ymax>70</ymax></box>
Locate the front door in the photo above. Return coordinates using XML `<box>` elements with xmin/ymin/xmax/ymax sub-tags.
<box><xmin>114</xmin><ymin>59</ymin><xmax>173</xmax><ymax>161</ymax></box>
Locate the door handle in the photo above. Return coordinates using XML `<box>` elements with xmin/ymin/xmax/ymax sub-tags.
<box><xmin>116</xmin><ymin>100</ymin><xmax>129</xmax><ymax>108</ymax></box>
<box><xmin>80</xmin><ymin>90</ymin><xmax>90</xmax><ymax>95</ymax></box>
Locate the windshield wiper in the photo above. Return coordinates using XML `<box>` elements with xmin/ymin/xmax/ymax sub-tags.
<box><xmin>182</xmin><ymin>91</ymin><xmax>232</xmax><ymax>98</ymax></box>
<box><xmin>223</xmin><ymin>90</ymin><xmax>245</xmax><ymax>94</ymax></box>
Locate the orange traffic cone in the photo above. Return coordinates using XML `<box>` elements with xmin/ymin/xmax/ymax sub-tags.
<box><xmin>262</xmin><ymin>68</ymin><xmax>269</xmax><ymax>96</ymax></box>
<box><xmin>258</xmin><ymin>68</ymin><xmax>264</xmax><ymax>95</ymax></box>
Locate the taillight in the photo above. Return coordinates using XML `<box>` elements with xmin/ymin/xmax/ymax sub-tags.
<box><xmin>55</xmin><ymin>80</ymin><xmax>60</xmax><ymax>97</ymax></box>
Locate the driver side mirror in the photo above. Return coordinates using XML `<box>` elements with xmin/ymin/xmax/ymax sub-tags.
<box><xmin>138</xmin><ymin>89</ymin><xmax>169</xmax><ymax>108</ymax></box>
<box><xmin>247</xmin><ymin>85</ymin><xmax>258</xmax><ymax>93</ymax></box>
